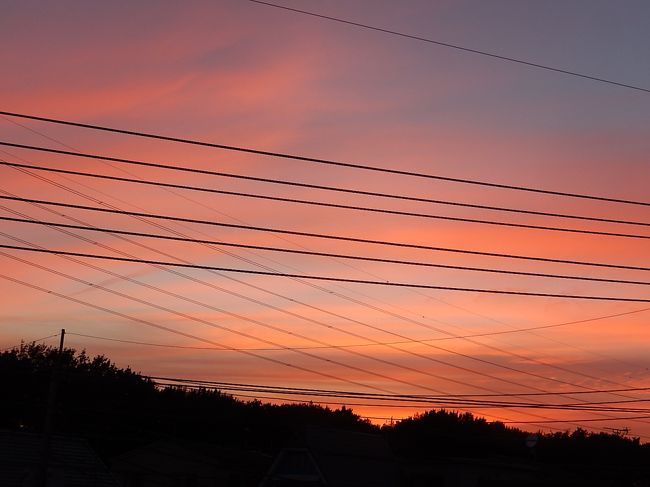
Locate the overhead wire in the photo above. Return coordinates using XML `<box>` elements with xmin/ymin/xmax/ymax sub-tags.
<box><xmin>0</xmin><ymin>255</ymin><xmax>637</xmax><ymax>429</ymax></box>
<box><xmin>2</xmin><ymin>201</ymin><xmax>644</xmax><ymax>388</ymax></box>
<box><xmin>2</xmin><ymin>194</ymin><xmax>646</xmax><ymax>273</ymax></box>
<box><xmin>2</xmin><ymin>160</ymin><xmax>649</xmax><ymax>240</ymax></box>
<box><xmin>0</xmin><ymin>110</ymin><xmax>648</xmax><ymax>206</ymax></box>
<box><xmin>0</xmin><ymin>266</ymin><xmax>394</xmax><ymax>394</ymax></box>
<box><xmin>4</xmin><ymin>167</ymin><xmax>617</xmax><ymax>405</ymax></box>
<box><xmin>1</xmin><ymin>214</ymin><xmax>632</xmax><ymax>430</ymax></box>
<box><xmin>63</xmin><ymin>318</ymin><xmax>650</xmax><ymax>354</ymax></box>
<box><xmin>3</xmin><ymin>171</ymin><xmax>646</xmax><ymax>387</ymax></box>
<box><xmin>9</xmin><ymin>126</ymin><xmax>625</xmax><ymax>377</ymax></box>
<box><xmin>123</xmin><ymin>369</ymin><xmax>650</xmax><ymax>399</ymax></box>
<box><xmin>1</xmin><ymin>48</ymin><xmax>644</xmax><ymax>430</ymax></box>
<box><xmin>0</xmin><ymin>332</ymin><xmax>61</xmax><ymax>352</ymax></box>
<box><xmin>5</xmin><ymin>141</ymin><xmax>644</xmax><ymax>378</ymax></box>
<box><xmin>2</xmin><ymin>132</ymin><xmax>644</xmax><ymax>428</ymax></box>
<box><xmin>0</xmin><ymin>262</ymin><xmax>562</xmax><ymax>426</ymax></box>
<box><xmin>4</xmin><ymin>140</ymin><xmax>646</xmax><ymax>377</ymax></box>
<box><xmin>10</xmin><ymin>219</ymin><xmax>587</xmax><ymax>402</ymax></box>
<box><xmin>3</xmin><ymin>220</ymin><xmax>648</xmax><ymax>421</ymax></box>
<box><xmin>3</xmin><ymin>243</ymin><xmax>648</xmax><ymax>303</ymax></box>
<box><xmin>3</xmin><ymin>163</ymin><xmax>644</xmax><ymax>424</ymax></box>
<box><xmin>0</xmin><ymin>228</ymin><xmax>562</xmax><ymax>396</ymax></box>
<box><xmin>3</xmin><ymin>216</ymin><xmax>648</xmax><ymax>287</ymax></box>
<box><xmin>3</xmin><ymin>163</ymin><xmax>647</xmax><ymax>394</ymax></box>
<box><xmin>2</xmin><ymin>141</ymin><xmax>649</xmax><ymax>228</ymax></box>
<box><xmin>151</xmin><ymin>380</ymin><xmax>650</xmax><ymax>438</ymax></box>
<box><xmin>0</xmin><ymin>244</ymin><xmax>450</xmax><ymax>395</ymax></box>
<box><xmin>150</xmin><ymin>377</ymin><xmax>650</xmax><ymax>414</ymax></box>
<box><xmin>247</xmin><ymin>1</ymin><xmax>650</xmax><ymax>95</ymax></box>
<box><xmin>1</xmin><ymin>195</ymin><xmax>615</xmax><ymax>398</ymax></box>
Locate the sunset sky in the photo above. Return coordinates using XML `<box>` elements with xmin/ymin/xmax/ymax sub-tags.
<box><xmin>1</xmin><ymin>0</ymin><xmax>649</xmax><ymax>438</ymax></box>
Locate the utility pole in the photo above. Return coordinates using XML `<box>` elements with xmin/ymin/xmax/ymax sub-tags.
<box><xmin>36</xmin><ymin>329</ymin><xmax>65</xmax><ymax>487</ymax></box>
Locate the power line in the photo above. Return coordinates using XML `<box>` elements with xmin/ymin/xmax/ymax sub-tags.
<box><xmin>6</xmin><ymin>180</ymin><xmax>650</xmax><ymax>397</ymax></box>
<box><xmin>3</xmin><ymin>219</ymin><xmax>643</xmax><ymax>418</ymax></box>
<box><xmin>2</xmin><ymin>244</ymin><xmax>648</xmax><ymax>302</ymax></box>
<box><xmin>151</xmin><ymin>376</ymin><xmax>650</xmax><ymax>405</ymax></box>
<box><xmin>2</xmin><ymin>194</ymin><xmax>648</xmax><ymax>272</ymax></box>
<box><xmin>6</xmin><ymin>185</ymin><xmax>639</xmax><ymax>400</ymax></box>
<box><xmin>248</xmin><ymin>0</ymin><xmax>650</xmax><ymax>95</ymax></box>
<box><xmin>123</xmin><ymin>370</ymin><xmax>650</xmax><ymax>400</ymax></box>
<box><xmin>151</xmin><ymin>377</ymin><xmax>650</xmax><ymax>413</ymax></box>
<box><xmin>0</xmin><ymin>231</ymin><xmax>490</xmax><ymax>397</ymax></box>
<box><xmin>504</xmin><ymin>416</ymin><xmax>650</xmax><ymax>424</ymax></box>
<box><xmin>1</xmin><ymin>110</ymin><xmax>648</xmax><ymax>207</ymax></box>
<box><xmin>8</xmin><ymin>187</ymin><xmax>648</xmax><ymax>396</ymax></box>
<box><xmin>0</xmin><ymin>270</ymin><xmax>396</xmax><ymax>394</ymax></box>
<box><xmin>1</xmin><ymin>206</ymin><xmax>643</xmax><ymax>399</ymax></box>
<box><xmin>5</xmin><ymin>230</ymin><xmax>638</xmax><ymax>409</ymax></box>
<box><xmin>5</xmin><ymin>162</ymin><xmax>647</xmax><ymax>387</ymax></box>
<box><xmin>6</xmin><ymin>171</ymin><xmax>647</xmax><ymax>422</ymax></box>
<box><xmin>1</xmin><ymin>247</ymin><xmax>464</xmax><ymax>396</ymax></box>
<box><xmin>162</xmin><ymin>387</ymin><xmax>649</xmax><ymax>414</ymax></box>
<box><xmin>66</xmin><ymin>331</ymin><xmax>383</xmax><ymax>353</ymax></box>
<box><xmin>0</xmin><ymin>204</ymin><xmax>523</xmax><ymax>396</ymax></box>
<box><xmin>0</xmin><ymin>231</ymin><xmax>645</xmax><ymax>427</ymax></box>
<box><xmin>4</xmin><ymin>161</ymin><xmax>648</xmax><ymax>240</ymax></box>
<box><xmin>63</xmin><ymin>302</ymin><xmax>650</xmax><ymax>351</ymax></box>
<box><xmin>7</xmin><ymin>183</ymin><xmax>630</xmax><ymax>409</ymax></box>
<box><xmin>4</xmin><ymin>132</ymin><xmax>637</xmax><ymax>377</ymax></box>
<box><xmin>1</xmin><ymin>203</ymin><xmax>609</xmax><ymax>400</ymax></box>
<box><xmin>9</xmin><ymin>233</ymin><xmax>577</xmax><ymax>405</ymax></box>
<box><xmin>1</xmin><ymin>333</ymin><xmax>61</xmax><ymax>352</ymax></box>
<box><xmin>224</xmin><ymin>390</ymin><xmax>434</xmax><ymax>411</ymax></box>
<box><xmin>1</xmin><ymin>144</ymin><xmax>644</xmax><ymax>428</ymax></box>
<box><xmin>3</xmin><ymin>141</ymin><xmax>649</xmax><ymax>228</ymax></box>
<box><xmin>1</xmin><ymin>247</ymin><xmax>592</xmax><ymax>429</ymax></box>
<box><xmin>130</xmin><ymin>384</ymin><xmax>650</xmax><ymax>433</ymax></box>
<box><xmin>4</xmin><ymin>216</ymin><xmax>649</xmax><ymax>287</ymax></box>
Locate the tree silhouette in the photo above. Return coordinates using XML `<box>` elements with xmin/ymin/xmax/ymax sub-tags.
<box><xmin>2</xmin><ymin>341</ymin><xmax>648</xmax><ymax>475</ymax></box>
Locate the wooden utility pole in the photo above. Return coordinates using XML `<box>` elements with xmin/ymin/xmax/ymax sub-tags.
<box><xmin>36</xmin><ymin>328</ymin><xmax>65</xmax><ymax>487</ymax></box>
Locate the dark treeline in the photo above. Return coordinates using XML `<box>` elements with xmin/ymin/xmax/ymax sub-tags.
<box><xmin>2</xmin><ymin>342</ymin><xmax>648</xmax><ymax>467</ymax></box>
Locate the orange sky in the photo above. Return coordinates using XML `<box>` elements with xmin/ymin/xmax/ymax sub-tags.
<box><xmin>1</xmin><ymin>0</ymin><xmax>649</xmax><ymax>439</ymax></box>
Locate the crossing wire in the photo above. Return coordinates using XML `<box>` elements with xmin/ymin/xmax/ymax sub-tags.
<box><xmin>137</xmin><ymin>373</ymin><xmax>650</xmax><ymax>399</ymax></box>
<box><xmin>2</xmin><ymin>141</ymin><xmax>649</xmax><ymax>228</ymax></box>
<box><xmin>1</xmin><ymin>332</ymin><xmax>61</xmax><ymax>352</ymax></box>
<box><xmin>1</xmin><ymin>110</ymin><xmax>649</xmax><ymax>206</ymax></box>
<box><xmin>2</xmin><ymin>160</ymin><xmax>649</xmax><ymax>240</ymax></box>
<box><xmin>0</xmin><ymin>254</ymin><xmax>573</xmax><ymax>425</ymax></box>
<box><xmin>3</xmin><ymin>199</ymin><xmax>621</xmax><ymax>396</ymax></box>
<box><xmin>2</xmin><ymin>126</ymin><xmax>644</xmax><ymax>375</ymax></box>
<box><xmin>150</xmin><ymin>377</ymin><xmax>650</xmax><ymax>413</ymax></box>
<box><xmin>0</xmin><ymin>247</ymin><xmax>636</xmax><ymax>426</ymax></box>
<box><xmin>3</xmin><ymin>160</ymin><xmax>648</xmax><ymax>385</ymax></box>
<box><xmin>3</xmin><ymin>158</ymin><xmax>644</xmax><ymax>422</ymax></box>
<box><xmin>0</xmin><ymin>269</ymin><xmax>393</xmax><ymax>394</ymax></box>
<box><xmin>7</xmin><ymin>181</ymin><xmax>638</xmax><ymax>405</ymax></box>
<box><xmin>3</xmin><ymin>216</ymin><xmax>649</xmax><ymax>286</ymax></box>
<box><xmin>4</xmin><ymin>194</ymin><xmax>643</xmax><ymax>402</ymax></box>
<box><xmin>3</xmin><ymin>219</ymin><xmax>644</xmax><ymax>413</ymax></box>
<box><xmin>0</xmin><ymin>195</ymin><xmax>650</xmax><ymax>271</ymax></box>
<box><xmin>2</xmin><ymin>195</ymin><xmax>649</xmax><ymax>272</ymax></box>
<box><xmin>2</xmin><ymin>244</ymin><xmax>648</xmax><ymax>302</ymax></box>
<box><xmin>3</xmin><ymin>230</ymin><xmax>637</xmax><ymax>404</ymax></box>
<box><xmin>64</xmin><ymin>329</ymin><xmax>650</xmax><ymax>363</ymax></box>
